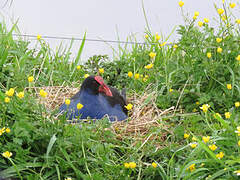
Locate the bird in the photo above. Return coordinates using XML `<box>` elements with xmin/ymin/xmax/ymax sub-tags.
<box><xmin>58</xmin><ymin>75</ymin><xmax>128</xmax><ymax>122</ymax></box>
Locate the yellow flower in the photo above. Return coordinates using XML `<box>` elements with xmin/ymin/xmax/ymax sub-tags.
<box><xmin>5</xmin><ymin>128</ymin><xmax>10</xmax><ymax>133</ymax></box>
<box><xmin>128</xmin><ymin>71</ymin><xmax>133</xmax><ymax>77</ymax></box>
<box><xmin>209</xmin><ymin>144</ymin><xmax>217</xmax><ymax>151</ymax></box>
<box><xmin>125</xmin><ymin>104</ymin><xmax>133</xmax><ymax>110</ymax></box>
<box><xmin>17</xmin><ymin>92</ymin><xmax>24</xmax><ymax>99</ymax></box>
<box><xmin>37</xmin><ymin>34</ymin><xmax>41</xmax><ymax>40</ymax></box>
<box><xmin>202</xmin><ymin>136</ymin><xmax>210</xmax><ymax>143</ymax></box>
<box><xmin>217</xmin><ymin>8</ymin><xmax>224</xmax><ymax>15</ymax></box>
<box><xmin>124</xmin><ymin>162</ymin><xmax>130</xmax><ymax>168</ymax></box>
<box><xmin>64</xmin><ymin>178</ymin><xmax>72</xmax><ymax>180</ymax></box>
<box><xmin>193</xmin><ymin>16</ymin><xmax>197</xmax><ymax>20</ymax></box>
<box><xmin>229</xmin><ymin>3</ymin><xmax>236</xmax><ymax>8</ymax></box>
<box><xmin>216</xmin><ymin>38</ymin><xmax>222</xmax><ymax>43</ymax></box>
<box><xmin>178</xmin><ymin>1</ymin><xmax>184</xmax><ymax>7</ymax></box>
<box><xmin>84</xmin><ymin>74</ymin><xmax>89</xmax><ymax>78</ymax></box>
<box><xmin>217</xmin><ymin>47</ymin><xmax>222</xmax><ymax>53</ymax></box>
<box><xmin>99</xmin><ymin>68</ymin><xmax>104</xmax><ymax>74</ymax></box>
<box><xmin>194</xmin><ymin>11</ymin><xmax>199</xmax><ymax>16</ymax></box>
<box><xmin>200</xmin><ymin>104</ymin><xmax>210</xmax><ymax>112</ymax></box>
<box><xmin>235</xmin><ymin>126</ymin><xmax>240</xmax><ymax>136</ymax></box>
<box><xmin>234</xmin><ymin>170</ymin><xmax>240</xmax><ymax>176</ymax></box>
<box><xmin>173</xmin><ymin>44</ymin><xmax>178</xmax><ymax>48</ymax></box>
<box><xmin>224</xmin><ymin>112</ymin><xmax>231</xmax><ymax>119</ymax></box>
<box><xmin>169</xmin><ymin>89</ymin><xmax>173</xmax><ymax>93</ymax></box>
<box><xmin>149</xmin><ymin>52</ymin><xmax>156</xmax><ymax>59</ymax></box>
<box><xmin>134</xmin><ymin>73</ymin><xmax>140</xmax><ymax>79</ymax></box>
<box><xmin>2</xmin><ymin>151</ymin><xmax>12</xmax><ymax>158</ymax></box>
<box><xmin>144</xmin><ymin>63</ymin><xmax>154</xmax><ymax>69</ymax></box>
<box><xmin>160</xmin><ymin>42</ymin><xmax>167</xmax><ymax>47</ymax></box>
<box><xmin>155</xmin><ymin>34</ymin><xmax>161</xmax><ymax>41</ymax></box>
<box><xmin>152</xmin><ymin>162</ymin><xmax>157</xmax><ymax>168</ymax></box>
<box><xmin>204</xmin><ymin>18</ymin><xmax>209</xmax><ymax>23</ymax></box>
<box><xmin>39</xmin><ymin>89</ymin><xmax>48</xmax><ymax>98</ymax></box>
<box><xmin>28</xmin><ymin>76</ymin><xmax>34</xmax><ymax>83</ymax></box>
<box><xmin>184</xmin><ymin>133</ymin><xmax>190</xmax><ymax>139</ymax></box>
<box><xmin>65</xmin><ymin>99</ymin><xmax>71</xmax><ymax>105</ymax></box>
<box><xmin>129</xmin><ymin>162</ymin><xmax>136</xmax><ymax>169</ymax></box>
<box><xmin>216</xmin><ymin>152</ymin><xmax>224</xmax><ymax>159</ymax></box>
<box><xmin>207</xmin><ymin>52</ymin><xmax>212</xmax><ymax>58</ymax></box>
<box><xmin>5</xmin><ymin>88</ymin><xmax>14</xmax><ymax>97</ymax></box>
<box><xmin>76</xmin><ymin>65</ymin><xmax>81</xmax><ymax>70</ymax></box>
<box><xmin>192</xmin><ymin>136</ymin><xmax>197</xmax><ymax>141</ymax></box>
<box><xmin>221</xmin><ymin>15</ymin><xmax>226</xmax><ymax>21</ymax></box>
<box><xmin>235</xmin><ymin>102</ymin><xmax>240</xmax><ymax>108</ymax></box>
<box><xmin>0</xmin><ymin>128</ymin><xmax>5</xmax><ymax>136</ymax></box>
<box><xmin>4</xmin><ymin>97</ymin><xmax>10</xmax><ymax>103</ymax></box>
<box><xmin>77</xmin><ymin>103</ymin><xmax>83</xmax><ymax>110</ymax></box>
<box><xmin>190</xmin><ymin>142</ymin><xmax>197</xmax><ymax>148</ymax></box>
<box><xmin>196</xmin><ymin>101</ymin><xmax>199</xmax><ymax>105</ymax></box>
<box><xmin>145</xmin><ymin>34</ymin><xmax>149</xmax><ymax>39</ymax></box>
<box><xmin>238</xmin><ymin>140</ymin><xmax>240</xmax><ymax>146</ymax></box>
<box><xmin>236</xmin><ymin>55</ymin><xmax>240</xmax><ymax>61</ymax></box>
<box><xmin>227</xmin><ymin>84</ymin><xmax>232</xmax><ymax>89</ymax></box>
<box><xmin>236</xmin><ymin>19</ymin><xmax>240</xmax><ymax>24</ymax></box>
<box><xmin>186</xmin><ymin>164</ymin><xmax>195</xmax><ymax>172</ymax></box>
<box><xmin>198</xmin><ymin>21</ymin><xmax>203</xmax><ymax>27</ymax></box>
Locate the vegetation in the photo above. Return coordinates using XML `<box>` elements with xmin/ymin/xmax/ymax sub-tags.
<box><xmin>1</xmin><ymin>1</ymin><xmax>240</xmax><ymax>179</ymax></box>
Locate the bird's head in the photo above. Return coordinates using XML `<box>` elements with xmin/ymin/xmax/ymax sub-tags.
<box><xmin>81</xmin><ymin>75</ymin><xmax>113</xmax><ymax>96</ymax></box>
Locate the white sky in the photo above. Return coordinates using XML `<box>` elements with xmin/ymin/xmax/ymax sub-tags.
<box><xmin>0</xmin><ymin>0</ymin><xmax>239</xmax><ymax>62</ymax></box>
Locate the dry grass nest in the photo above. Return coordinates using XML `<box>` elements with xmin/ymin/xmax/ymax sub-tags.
<box><xmin>28</xmin><ymin>83</ymin><xmax>175</xmax><ymax>140</ymax></box>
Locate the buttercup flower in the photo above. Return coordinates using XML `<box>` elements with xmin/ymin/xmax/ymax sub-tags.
<box><xmin>76</xmin><ymin>65</ymin><xmax>81</xmax><ymax>70</ymax></box>
<box><xmin>17</xmin><ymin>92</ymin><xmax>24</xmax><ymax>99</ymax></box>
<box><xmin>238</xmin><ymin>140</ymin><xmax>240</xmax><ymax>146</ymax></box>
<box><xmin>152</xmin><ymin>162</ymin><xmax>157</xmax><ymax>168</ymax></box>
<box><xmin>235</xmin><ymin>126</ymin><xmax>240</xmax><ymax>136</ymax></box>
<box><xmin>204</xmin><ymin>18</ymin><xmax>209</xmax><ymax>23</ymax></box>
<box><xmin>227</xmin><ymin>84</ymin><xmax>232</xmax><ymax>89</ymax></box>
<box><xmin>169</xmin><ymin>89</ymin><xmax>173</xmax><ymax>93</ymax></box>
<box><xmin>216</xmin><ymin>38</ymin><xmax>222</xmax><ymax>43</ymax></box>
<box><xmin>39</xmin><ymin>89</ymin><xmax>48</xmax><ymax>98</ymax></box>
<box><xmin>178</xmin><ymin>1</ymin><xmax>184</xmax><ymax>7</ymax></box>
<box><xmin>28</xmin><ymin>76</ymin><xmax>34</xmax><ymax>83</ymax></box>
<box><xmin>236</xmin><ymin>55</ymin><xmax>240</xmax><ymax>61</ymax></box>
<box><xmin>217</xmin><ymin>8</ymin><xmax>224</xmax><ymax>15</ymax></box>
<box><xmin>124</xmin><ymin>163</ymin><xmax>130</xmax><ymax>168</ymax></box>
<box><xmin>229</xmin><ymin>3</ymin><xmax>236</xmax><ymax>8</ymax></box>
<box><xmin>198</xmin><ymin>21</ymin><xmax>203</xmax><ymax>27</ymax></box>
<box><xmin>149</xmin><ymin>52</ymin><xmax>156</xmax><ymax>59</ymax></box>
<box><xmin>186</xmin><ymin>164</ymin><xmax>195</xmax><ymax>172</ymax></box>
<box><xmin>65</xmin><ymin>99</ymin><xmax>71</xmax><ymax>105</ymax></box>
<box><xmin>202</xmin><ymin>136</ymin><xmax>210</xmax><ymax>143</ymax></box>
<box><xmin>77</xmin><ymin>103</ymin><xmax>83</xmax><ymax>110</ymax></box>
<box><xmin>5</xmin><ymin>128</ymin><xmax>10</xmax><ymax>133</ymax></box>
<box><xmin>173</xmin><ymin>44</ymin><xmax>178</xmax><ymax>48</ymax></box>
<box><xmin>2</xmin><ymin>151</ymin><xmax>12</xmax><ymax>159</ymax></box>
<box><xmin>216</xmin><ymin>152</ymin><xmax>224</xmax><ymax>159</ymax></box>
<box><xmin>5</xmin><ymin>88</ymin><xmax>14</xmax><ymax>97</ymax></box>
<box><xmin>200</xmin><ymin>104</ymin><xmax>210</xmax><ymax>112</ymax></box>
<box><xmin>145</xmin><ymin>34</ymin><xmax>149</xmax><ymax>39</ymax></box>
<box><xmin>209</xmin><ymin>144</ymin><xmax>217</xmax><ymax>151</ymax></box>
<box><xmin>236</xmin><ymin>19</ymin><xmax>240</xmax><ymax>24</ymax></box>
<box><xmin>207</xmin><ymin>52</ymin><xmax>212</xmax><ymax>58</ymax></box>
<box><xmin>217</xmin><ymin>47</ymin><xmax>222</xmax><ymax>53</ymax></box>
<box><xmin>134</xmin><ymin>73</ymin><xmax>140</xmax><ymax>79</ymax></box>
<box><xmin>4</xmin><ymin>97</ymin><xmax>10</xmax><ymax>103</ymax></box>
<box><xmin>184</xmin><ymin>133</ymin><xmax>190</xmax><ymax>139</ymax></box>
<box><xmin>194</xmin><ymin>11</ymin><xmax>199</xmax><ymax>16</ymax></box>
<box><xmin>129</xmin><ymin>162</ymin><xmax>136</xmax><ymax>169</ymax></box>
<box><xmin>128</xmin><ymin>71</ymin><xmax>133</xmax><ymax>77</ymax></box>
<box><xmin>125</xmin><ymin>104</ymin><xmax>133</xmax><ymax>110</ymax></box>
<box><xmin>235</xmin><ymin>102</ymin><xmax>240</xmax><ymax>108</ymax></box>
<box><xmin>225</xmin><ymin>112</ymin><xmax>231</xmax><ymax>119</ymax></box>
<box><xmin>193</xmin><ymin>16</ymin><xmax>197</xmax><ymax>20</ymax></box>
<box><xmin>190</xmin><ymin>142</ymin><xmax>197</xmax><ymax>148</ymax></box>
<box><xmin>99</xmin><ymin>68</ymin><xmax>104</xmax><ymax>74</ymax></box>
<box><xmin>155</xmin><ymin>33</ymin><xmax>160</xmax><ymax>41</ymax></box>
<box><xmin>145</xmin><ymin>63</ymin><xmax>154</xmax><ymax>69</ymax></box>
<box><xmin>0</xmin><ymin>128</ymin><xmax>5</xmax><ymax>136</ymax></box>
<box><xmin>37</xmin><ymin>34</ymin><xmax>41</xmax><ymax>40</ymax></box>
<box><xmin>84</xmin><ymin>74</ymin><xmax>89</xmax><ymax>78</ymax></box>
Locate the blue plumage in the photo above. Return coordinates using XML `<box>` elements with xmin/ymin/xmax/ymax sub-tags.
<box><xmin>58</xmin><ymin>76</ymin><xmax>128</xmax><ymax>122</ymax></box>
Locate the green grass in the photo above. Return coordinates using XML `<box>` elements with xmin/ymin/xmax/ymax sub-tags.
<box><xmin>1</xmin><ymin>1</ymin><xmax>240</xmax><ymax>179</ymax></box>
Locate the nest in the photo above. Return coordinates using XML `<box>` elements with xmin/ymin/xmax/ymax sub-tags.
<box><xmin>27</xmin><ymin>83</ymin><xmax>174</xmax><ymax>141</ymax></box>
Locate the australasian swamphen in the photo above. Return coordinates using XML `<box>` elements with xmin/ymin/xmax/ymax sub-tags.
<box><xmin>58</xmin><ymin>75</ymin><xmax>128</xmax><ymax>122</ymax></box>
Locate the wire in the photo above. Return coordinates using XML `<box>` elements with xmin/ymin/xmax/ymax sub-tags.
<box><xmin>9</xmin><ymin>33</ymin><xmax>172</xmax><ymax>46</ymax></box>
